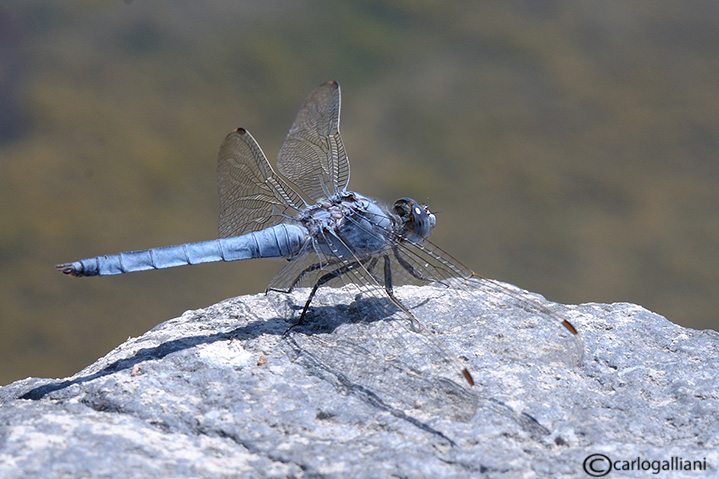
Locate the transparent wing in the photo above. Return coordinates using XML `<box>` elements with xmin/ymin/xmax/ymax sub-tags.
<box><xmin>267</xmin><ymin>241</ymin><xmax>480</xmax><ymax>423</ymax></box>
<box><xmin>336</xmin><ymin>205</ymin><xmax>584</xmax><ymax>364</ymax></box>
<box><xmin>382</xmin><ymin>239</ymin><xmax>584</xmax><ymax>366</ymax></box>
<box><xmin>265</xmin><ymin>208</ymin><xmax>583</xmax><ymax>424</ymax></box>
<box><xmin>217</xmin><ymin>128</ymin><xmax>307</xmax><ymax>238</ymax></box>
<box><xmin>276</xmin><ymin>81</ymin><xmax>350</xmax><ymax>202</ymax></box>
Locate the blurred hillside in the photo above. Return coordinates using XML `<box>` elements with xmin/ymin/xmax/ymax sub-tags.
<box><xmin>1</xmin><ymin>1</ymin><xmax>718</xmax><ymax>385</ymax></box>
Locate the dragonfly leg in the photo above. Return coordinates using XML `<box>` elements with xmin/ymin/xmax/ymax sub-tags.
<box><xmin>294</xmin><ymin>259</ymin><xmax>365</xmax><ymax>326</ymax></box>
<box><xmin>380</xmin><ymin>254</ymin><xmax>424</xmax><ymax>333</ymax></box>
<box><xmin>391</xmin><ymin>245</ymin><xmax>438</xmax><ymax>283</ymax></box>
<box><xmin>362</xmin><ymin>256</ymin><xmax>381</xmax><ymax>284</ymax></box>
<box><xmin>268</xmin><ymin>256</ymin><xmax>345</xmax><ymax>294</ymax></box>
<box><xmin>383</xmin><ymin>253</ymin><xmax>395</xmax><ymax>296</ymax></box>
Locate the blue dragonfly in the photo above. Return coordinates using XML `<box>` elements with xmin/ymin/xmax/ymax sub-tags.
<box><xmin>58</xmin><ymin>81</ymin><xmax>581</xmax><ymax>418</ymax></box>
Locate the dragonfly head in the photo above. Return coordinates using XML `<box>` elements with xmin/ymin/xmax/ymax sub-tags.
<box><xmin>393</xmin><ymin>197</ymin><xmax>436</xmax><ymax>242</ymax></box>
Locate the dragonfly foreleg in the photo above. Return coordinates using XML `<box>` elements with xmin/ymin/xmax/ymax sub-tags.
<box><xmin>391</xmin><ymin>245</ymin><xmax>438</xmax><ymax>283</ymax></box>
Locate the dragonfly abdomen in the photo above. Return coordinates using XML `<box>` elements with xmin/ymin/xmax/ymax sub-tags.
<box><xmin>57</xmin><ymin>223</ymin><xmax>309</xmax><ymax>277</ymax></box>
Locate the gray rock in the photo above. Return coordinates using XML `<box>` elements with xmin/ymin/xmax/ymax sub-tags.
<box><xmin>1</xmin><ymin>283</ymin><xmax>717</xmax><ymax>478</ymax></box>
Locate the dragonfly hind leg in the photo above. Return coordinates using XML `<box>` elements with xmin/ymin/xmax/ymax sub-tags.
<box><xmin>291</xmin><ymin>259</ymin><xmax>366</xmax><ymax>327</ymax></box>
<box><xmin>267</xmin><ymin>256</ymin><xmax>346</xmax><ymax>295</ymax></box>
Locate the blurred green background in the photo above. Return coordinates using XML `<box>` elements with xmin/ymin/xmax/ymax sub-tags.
<box><xmin>1</xmin><ymin>1</ymin><xmax>718</xmax><ymax>385</ymax></box>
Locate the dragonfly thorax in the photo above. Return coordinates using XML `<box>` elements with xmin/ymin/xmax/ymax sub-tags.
<box><xmin>300</xmin><ymin>191</ymin><xmax>396</xmax><ymax>258</ymax></box>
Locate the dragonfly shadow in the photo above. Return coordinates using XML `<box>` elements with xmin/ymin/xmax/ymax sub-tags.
<box><xmin>19</xmin><ymin>295</ymin><xmax>553</xmax><ymax>445</ymax></box>
<box><xmin>18</xmin><ymin>314</ymin><xmax>290</xmax><ymax>401</ymax></box>
<box><xmin>18</xmin><ymin>298</ymin><xmax>463</xmax><ymax>447</ymax></box>
<box><xmin>18</xmin><ymin>294</ymin><xmax>402</xmax><ymax>402</ymax></box>
<box><xmin>281</xmin><ymin>292</ymin><xmax>482</xmax><ymax>425</ymax></box>
<box><xmin>282</xmin><ymin>330</ymin><xmax>461</xmax><ymax>446</ymax></box>
<box><xmin>284</xmin><ymin>295</ymin><xmax>403</xmax><ymax>336</ymax></box>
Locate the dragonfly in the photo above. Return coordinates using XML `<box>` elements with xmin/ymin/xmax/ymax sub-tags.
<box><xmin>58</xmin><ymin>81</ymin><xmax>582</xmax><ymax>420</ymax></box>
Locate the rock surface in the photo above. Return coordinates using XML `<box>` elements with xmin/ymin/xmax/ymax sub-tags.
<box><xmin>1</xmin><ymin>284</ymin><xmax>718</xmax><ymax>478</ymax></box>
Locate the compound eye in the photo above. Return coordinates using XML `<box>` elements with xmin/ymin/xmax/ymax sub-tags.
<box><xmin>417</xmin><ymin>203</ymin><xmax>436</xmax><ymax>229</ymax></box>
<box><xmin>411</xmin><ymin>204</ymin><xmax>434</xmax><ymax>239</ymax></box>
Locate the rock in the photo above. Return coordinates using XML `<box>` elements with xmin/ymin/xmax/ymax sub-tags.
<box><xmin>1</xmin><ymin>283</ymin><xmax>718</xmax><ymax>478</ymax></box>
